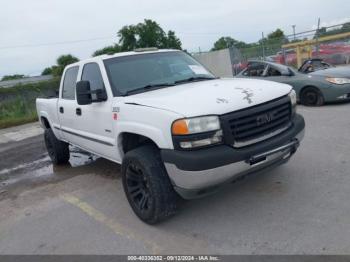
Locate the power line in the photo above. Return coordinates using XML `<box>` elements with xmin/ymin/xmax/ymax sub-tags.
<box><xmin>0</xmin><ymin>33</ymin><xmax>223</xmax><ymax>50</ymax></box>
<box><xmin>1</xmin><ymin>22</ymin><xmax>349</xmax><ymax>51</ymax></box>
<box><xmin>0</xmin><ymin>36</ymin><xmax>115</xmax><ymax>50</ymax></box>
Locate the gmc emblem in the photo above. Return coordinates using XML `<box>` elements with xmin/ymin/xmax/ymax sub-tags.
<box><xmin>256</xmin><ymin>112</ymin><xmax>275</xmax><ymax>126</ymax></box>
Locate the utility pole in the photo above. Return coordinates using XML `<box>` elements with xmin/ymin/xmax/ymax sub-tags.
<box><xmin>292</xmin><ymin>25</ymin><xmax>296</xmax><ymax>41</ymax></box>
<box><xmin>261</xmin><ymin>32</ymin><xmax>265</xmax><ymax>60</ymax></box>
<box><xmin>315</xmin><ymin>18</ymin><xmax>321</xmax><ymax>57</ymax></box>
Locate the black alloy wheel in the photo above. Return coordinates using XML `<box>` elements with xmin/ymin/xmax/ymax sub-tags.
<box><xmin>125</xmin><ymin>162</ymin><xmax>152</xmax><ymax>214</ymax></box>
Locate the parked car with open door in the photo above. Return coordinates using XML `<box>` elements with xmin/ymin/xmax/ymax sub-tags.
<box><xmin>237</xmin><ymin>60</ymin><xmax>350</xmax><ymax>106</ymax></box>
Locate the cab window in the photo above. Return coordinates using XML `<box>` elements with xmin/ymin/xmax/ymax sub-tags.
<box><xmin>62</xmin><ymin>66</ymin><xmax>79</xmax><ymax>100</ymax></box>
<box><xmin>81</xmin><ymin>63</ymin><xmax>105</xmax><ymax>100</ymax></box>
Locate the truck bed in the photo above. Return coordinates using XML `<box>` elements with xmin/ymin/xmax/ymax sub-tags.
<box><xmin>36</xmin><ymin>98</ymin><xmax>59</xmax><ymax>131</ymax></box>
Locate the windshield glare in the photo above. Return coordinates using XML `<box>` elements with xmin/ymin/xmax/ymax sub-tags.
<box><xmin>103</xmin><ymin>51</ymin><xmax>215</xmax><ymax>96</ymax></box>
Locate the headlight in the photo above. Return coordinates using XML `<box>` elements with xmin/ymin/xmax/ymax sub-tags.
<box><xmin>172</xmin><ymin>116</ymin><xmax>222</xmax><ymax>149</ymax></box>
<box><xmin>172</xmin><ymin>116</ymin><xmax>220</xmax><ymax>135</ymax></box>
<box><xmin>326</xmin><ymin>77</ymin><xmax>350</xmax><ymax>85</ymax></box>
<box><xmin>288</xmin><ymin>89</ymin><xmax>297</xmax><ymax>115</ymax></box>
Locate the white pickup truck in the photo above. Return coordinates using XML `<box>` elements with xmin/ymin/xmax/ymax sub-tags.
<box><xmin>37</xmin><ymin>49</ymin><xmax>305</xmax><ymax>224</ymax></box>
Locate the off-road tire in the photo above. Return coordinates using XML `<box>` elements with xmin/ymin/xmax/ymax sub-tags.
<box><xmin>44</xmin><ymin>128</ymin><xmax>70</xmax><ymax>165</ymax></box>
<box><xmin>300</xmin><ymin>87</ymin><xmax>324</xmax><ymax>106</ymax></box>
<box><xmin>122</xmin><ymin>145</ymin><xmax>180</xmax><ymax>224</ymax></box>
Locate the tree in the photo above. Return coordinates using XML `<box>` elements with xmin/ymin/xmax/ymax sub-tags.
<box><xmin>118</xmin><ymin>19</ymin><xmax>182</xmax><ymax>50</ymax></box>
<box><xmin>57</xmin><ymin>54</ymin><xmax>79</xmax><ymax>68</ymax></box>
<box><xmin>211</xmin><ymin>37</ymin><xmax>248</xmax><ymax>51</ymax></box>
<box><xmin>118</xmin><ymin>25</ymin><xmax>138</xmax><ymax>51</ymax></box>
<box><xmin>42</xmin><ymin>54</ymin><xmax>79</xmax><ymax>77</ymax></box>
<box><xmin>267</xmin><ymin>28</ymin><xmax>285</xmax><ymax>40</ymax></box>
<box><xmin>165</xmin><ymin>30</ymin><xmax>182</xmax><ymax>49</ymax></box>
<box><xmin>92</xmin><ymin>44</ymin><xmax>121</xmax><ymax>57</ymax></box>
<box><xmin>259</xmin><ymin>29</ymin><xmax>287</xmax><ymax>56</ymax></box>
<box><xmin>1</xmin><ymin>74</ymin><xmax>26</xmax><ymax>81</ymax></box>
<box><xmin>135</xmin><ymin>19</ymin><xmax>167</xmax><ymax>49</ymax></box>
<box><xmin>53</xmin><ymin>54</ymin><xmax>79</xmax><ymax>76</ymax></box>
<box><xmin>41</xmin><ymin>67</ymin><xmax>53</xmax><ymax>75</ymax></box>
<box><xmin>50</xmin><ymin>66</ymin><xmax>61</xmax><ymax>77</ymax></box>
<box><xmin>93</xmin><ymin>19</ymin><xmax>182</xmax><ymax>55</ymax></box>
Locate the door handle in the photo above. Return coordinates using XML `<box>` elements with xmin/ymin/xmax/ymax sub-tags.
<box><xmin>76</xmin><ymin>108</ymin><xmax>82</xmax><ymax>116</ymax></box>
<box><xmin>59</xmin><ymin>107</ymin><xmax>64</xmax><ymax>113</ymax></box>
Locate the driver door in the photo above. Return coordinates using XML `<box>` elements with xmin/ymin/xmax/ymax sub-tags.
<box><xmin>70</xmin><ymin>62</ymin><xmax>116</xmax><ymax>160</ymax></box>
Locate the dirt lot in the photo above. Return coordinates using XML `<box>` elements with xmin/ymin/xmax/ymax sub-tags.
<box><xmin>0</xmin><ymin>104</ymin><xmax>349</xmax><ymax>255</ymax></box>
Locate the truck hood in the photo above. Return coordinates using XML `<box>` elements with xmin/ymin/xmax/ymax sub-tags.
<box><xmin>124</xmin><ymin>78</ymin><xmax>292</xmax><ymax>117</ymax></box>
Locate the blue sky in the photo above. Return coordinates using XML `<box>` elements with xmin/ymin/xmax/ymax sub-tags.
<box><xmin>0</xmin><ymin>0</ymin><xmax>349</xmax><ymax>77</ymax></box>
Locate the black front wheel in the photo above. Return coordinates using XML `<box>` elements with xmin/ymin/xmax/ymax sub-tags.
<box><xmin>300</xmin><ymin>87</ymin><xmax>324</xmax><ymax>106</ymax></box>
<box><xmin>122</xmin><ymin>145</ymin><xmax>180</xmax><ymax>224</ymax></box>
<box><xmin>125</xmin><ymin>162</ymin><xmax>152</xmax><ymax>214</ymax></box>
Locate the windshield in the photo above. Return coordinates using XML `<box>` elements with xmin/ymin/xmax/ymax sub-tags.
<box><xmin>103</xmin><ymin>51</ymin><xmax>215</xmax><ymax>96</ymax></box>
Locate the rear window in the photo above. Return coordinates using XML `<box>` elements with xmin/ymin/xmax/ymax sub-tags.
<box><xmin>62</xmin><ymin>66</ymin><xmax>79</xmax><ymax>100</ymax></box>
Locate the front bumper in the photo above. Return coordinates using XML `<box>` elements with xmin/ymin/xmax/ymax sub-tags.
<box><xmin>322</xmin><ymin>84</ymin><xmax>350</xmax><ymax>102</ymax></box>
<box><xmin>161</xmin><ymin>114</ymin><xmax>305</xmax><ymax>199</ymax></box>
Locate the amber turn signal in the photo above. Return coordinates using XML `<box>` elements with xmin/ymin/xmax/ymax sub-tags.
<box><xmin>172</xmin><ymin>119</ymin><xmax>189</xmax><ymax>135</ymax></box>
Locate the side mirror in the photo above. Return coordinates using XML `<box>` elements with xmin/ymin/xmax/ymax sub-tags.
<box><xmin>76</xmin><ymin>81</ymin><xmax>92</xmax><ymax>105</ymax></box>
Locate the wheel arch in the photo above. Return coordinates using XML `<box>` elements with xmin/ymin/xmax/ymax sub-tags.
<box><xmin>40</xmin><ymin>116</ymin><xmax>51</xmax><ymax>129</ymax></box>
<box><xmin>118</xmin><ymin>132</ymin><xmax>160</xmax><ymax>157</ymax></box>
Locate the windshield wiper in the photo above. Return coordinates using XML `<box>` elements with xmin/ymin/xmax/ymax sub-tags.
<box><xmin>124</xmin><ymin>76</ymin><xmax>217</xmax><ymax>95</ymax></box>
<box><xmin>174</xmin><ymin>76</ymin><xmax>217</xmax><ymax>85</ymax></box>
<box><xmin>124</xmin><ymin>83</ymin><xmax>175</xmax><ymax>96</ymax></box>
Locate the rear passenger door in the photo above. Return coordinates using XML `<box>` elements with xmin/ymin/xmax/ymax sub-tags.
<box><xmin>57</xmin><ymin>66</ymin><xmax>79</xmax><ymax>143</ymax></box>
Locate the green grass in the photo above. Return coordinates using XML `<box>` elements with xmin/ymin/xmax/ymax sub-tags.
<box><xmin>0</xmin><ymin>97</ymin><xmax>38</xmax><ymax>129</ymax></box>
<box><xmin>0</xmin><ymin>78</ymin><xmax>60</xmax><ymax>129</ymax></box>
<box><xmin>0</xmin><ymin>114</ymin><xmax>38</xmax><ymax>129</ymax></box>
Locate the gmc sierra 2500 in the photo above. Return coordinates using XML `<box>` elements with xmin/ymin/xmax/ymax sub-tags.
<box><xmin>36</xmin><ymin>49</ymin><xmax>305</xmax><ymax>224</ymax></box>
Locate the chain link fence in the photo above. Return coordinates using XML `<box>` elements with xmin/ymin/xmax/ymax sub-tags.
<box><xmin>193</xmin><ymin>22</ymin><xmax>350</xmax><ymax>76</ymax></box>
<box><xmin>237</xmin><ymin>22</ymin><xmax>350</xmax><ymax>70</ymax></box>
